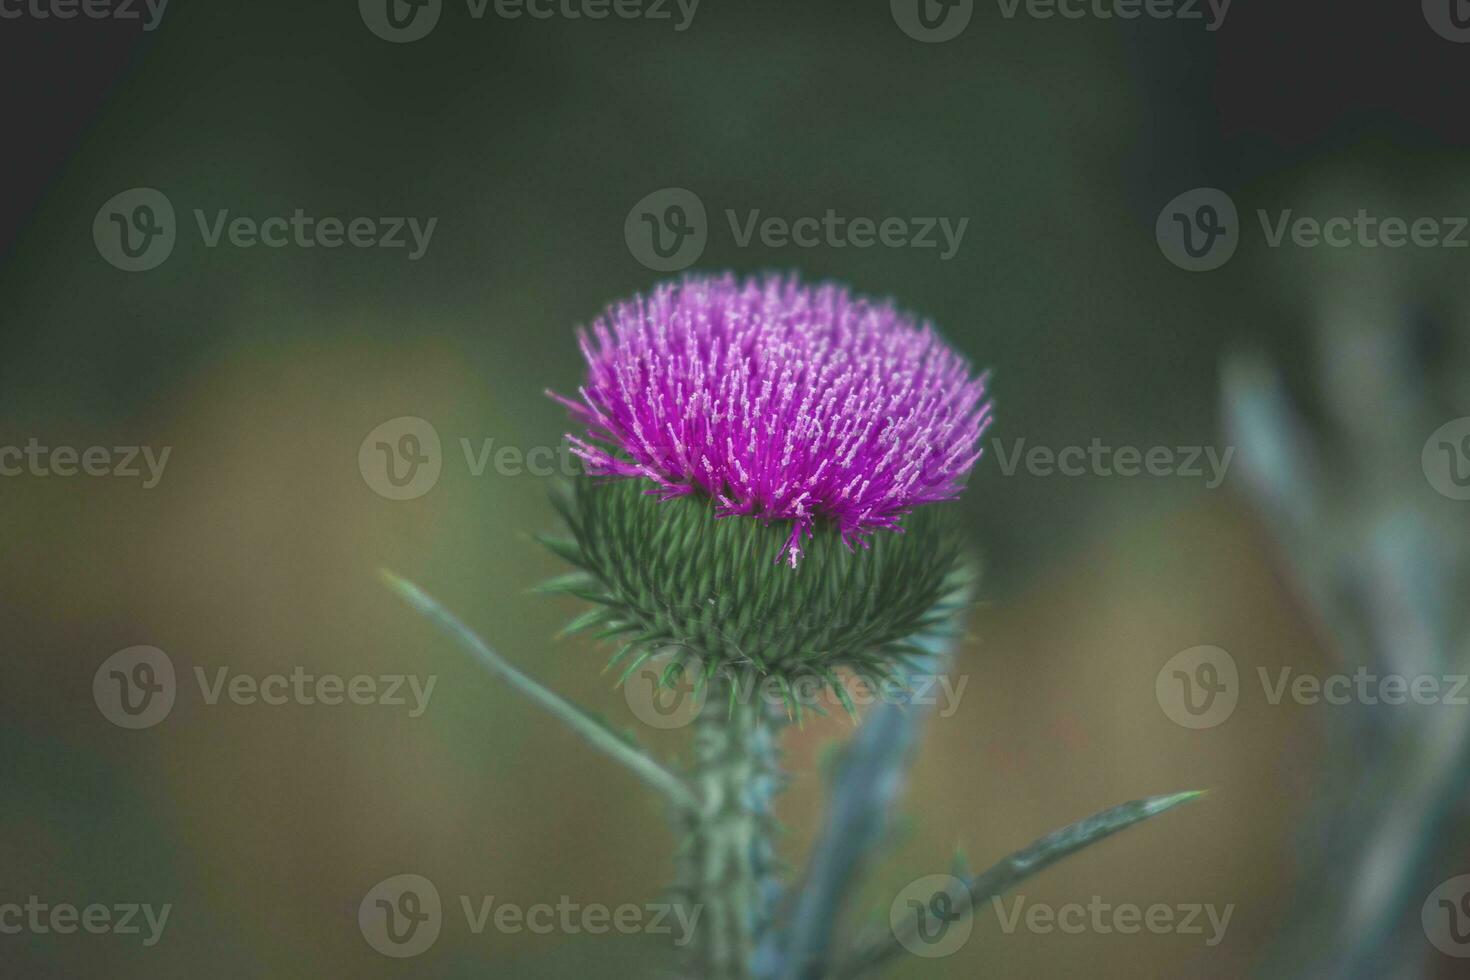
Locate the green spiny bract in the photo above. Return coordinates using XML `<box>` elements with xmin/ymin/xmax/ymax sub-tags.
<box><xmin>538</xmin><ymin>476</ymin><xmax>973</xmax><ymax>716</ymax></box>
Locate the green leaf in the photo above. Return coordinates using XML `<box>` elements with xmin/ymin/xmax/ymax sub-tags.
<box><xmin>836</xmin><ymin>790</ymin><xmax>1206</xmax><ymax>978</ymax></box>
<box><xmin>556</xmin><ymin>607</ymin><xmax>611</xmax><ymax>638</ymax></box>
<box><xmin>380</xmin><ymin>569</ymin><xmax>696</xmax><ymax>810</ymax></box>
<box><xmin>533</xmin><ymin>571</ymin><xmax>600</xmax><ymax>596</ymax></box>
<box><xmin>535</xmin><ymin>533</ymin><xmax>588</xmax><ymax>570</ymax></box>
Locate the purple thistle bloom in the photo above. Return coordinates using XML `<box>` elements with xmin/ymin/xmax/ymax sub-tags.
<box><xmin>551</xmin><ymin>273</ymin><xmax>993</xmax><ymax>566</ymax></box>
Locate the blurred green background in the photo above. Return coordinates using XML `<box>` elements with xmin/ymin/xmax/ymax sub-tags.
<box><xmin>4</xmin><ymin>1</ymin><xmax>1470</xmax><ymax>977</ymax></box>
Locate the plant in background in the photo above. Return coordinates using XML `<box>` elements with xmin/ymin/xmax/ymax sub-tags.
<box><xmin>384</xmin><ymin>272</ymin><xmax>1202</xmax><ymax>979</ymax></box>
<box><xmin>1223</xmin><ymin>298</ymin><xmax>1470</xmax><ymax>979</ymax></box>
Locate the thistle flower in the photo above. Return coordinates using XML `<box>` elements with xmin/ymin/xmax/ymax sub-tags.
<box><xmin>383</xmin><ymin>274</ymin><xmax>1203</xmax><ymax>980</ymax></box>
<box><xmin>542</xmin><ymin>272</ymin><xmax>991</xmax><ymax>693</ymax></box>
<box><xmin>552</xmin><ymin>272</ymin><xmax>993</xmax><ymax>565</ymax></box>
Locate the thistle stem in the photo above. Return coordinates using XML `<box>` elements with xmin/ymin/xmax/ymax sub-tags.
<box><xmin>674</xmin><ymin>671</ymin><xmax>786</xmax><ymax>979</ymax></box>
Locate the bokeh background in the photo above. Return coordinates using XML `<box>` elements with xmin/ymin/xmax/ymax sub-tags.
<box><xmin>4</xmin><ymin>1</ymin><xmax>1470</xmax><ymax>977</ymax></box>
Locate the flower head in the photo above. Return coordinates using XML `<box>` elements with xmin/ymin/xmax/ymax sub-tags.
<box><xmin>553</xmin><ymin>273</ymin><xmax>993</xmax><ymax>565</ymax></box>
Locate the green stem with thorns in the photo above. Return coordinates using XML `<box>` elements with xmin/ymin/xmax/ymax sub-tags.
<box><xmin>673</xmin><ymin>671</ymin><xmax>787</xmax><ymax>979</ymax></box>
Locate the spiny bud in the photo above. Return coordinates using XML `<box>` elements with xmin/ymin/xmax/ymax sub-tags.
<box><xmin>542</xmin><ymin>272</ymin><xmax>989</xmax><ymax>695</ymax></box>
